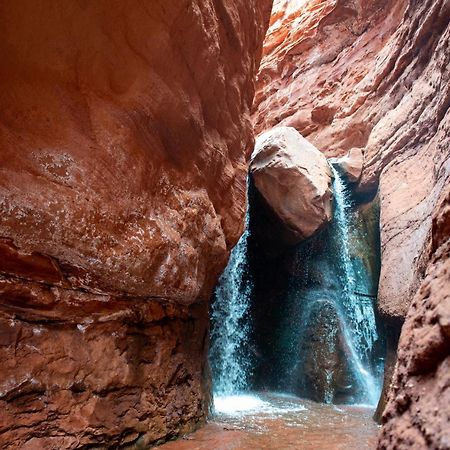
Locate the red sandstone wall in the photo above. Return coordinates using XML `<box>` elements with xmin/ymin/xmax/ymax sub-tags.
<box><xmin>254</xmin><ymin>0</ymin><xmax>450</xmax><ymax>322</ymax></box>
<box><xmin>0</xmin><ymin>1</ymin><xmax>272</xmax><ymax>447</ymax></box>
<box><xmin>378</xmin><ymin>186</ymin><xmax>450</xmax><ymax>449</ymax></box>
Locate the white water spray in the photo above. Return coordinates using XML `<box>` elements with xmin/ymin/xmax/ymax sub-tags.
<box><xmin>209</xmin><ymin>201</ymin><xmax>252</xmax><ymax>397</ymax></box>
<box><xmin>330</xmin><ymin>164</ymin><xmax>380</xmax><ymax>405</ymax></box>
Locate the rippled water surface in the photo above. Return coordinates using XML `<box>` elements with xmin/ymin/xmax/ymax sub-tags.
<box><xmin>157</xmin><ymin>393</ymin><xmax>379</xmax><ymax>450</ymax></box>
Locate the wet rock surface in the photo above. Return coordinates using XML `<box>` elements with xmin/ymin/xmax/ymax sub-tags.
<box><xmin>291</xmin><ymin>298</ymin><xmax>358</xmax><ymax>403</ymax></box>
<box><xmin>250</xmin><ymin>126</ymin><xmax>332</xmax><ymax>242</ymax></box>
<box><xmin>0</xmin><ymin>0</ymin><xmax>271</xmax><ymax>447</ymax></box>
<box><xmin>247</xmin><ymin>183</ymin><xmax>383</xmax><ymax>404</ymax></box>
<box><xmin>332</xmin><ymin>148</ymin><xmax>364</xmax><ymax>184</ymax></box>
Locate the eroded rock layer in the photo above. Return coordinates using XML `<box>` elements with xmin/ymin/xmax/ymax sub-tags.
<box><xmin>378</xmin><ymin>188</ymin><xmax>450</xmax><ymax>450</ymax></box>
<box><xmin>0</xmin><ymin>291</ymin><xmax>209</xmax><ymax>449</ymax></box>
<box><xmin>0</xmin><ymin>0</ymin><xmax>271</xmax><ymax>447</ymax></box>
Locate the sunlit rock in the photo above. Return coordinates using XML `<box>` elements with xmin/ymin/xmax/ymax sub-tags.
<box><xmin>331</xmin><ymin>148</ymin><xmax>364</xmax><ymax>184</ymax></box>
<box><xmin>250</xmin><ymin>126</ymin><xmax>333</xmax><ymax>242</ymax></box>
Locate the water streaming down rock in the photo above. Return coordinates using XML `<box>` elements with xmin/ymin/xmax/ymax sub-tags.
<box><xmin>209</xmin><ymin>198</ymin><xmax>253</xmax><ymax>396</ymax></box>
<box><xmin>249</xmin><ymin>164</ymin><xmax>383</xmax><ymax>405</ymax></box>
<box><xmin>330</xmin><ymin>165</ymin><xmax>380</xmax><ymax>404</ymax></box>
<box><xmin>211</xmin><ymin>170</ymin><xmax>382</xmax><ymax>407</ymax></box>
<box><xmin>279</xmin><ymin>166</ymin><xmax>381</xmax><ymax>405</ymax></box>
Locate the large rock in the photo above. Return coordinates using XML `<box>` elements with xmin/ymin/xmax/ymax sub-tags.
<box><xmin>378</xmin><ymin>188</ymin><xmax>450</xmax><ymax>449</ymax></box>
<box><xmin>250</xmin><ymin>126</ymin><xmax>333</xmax><ymax>242</ymax></box>
<box><xmin>0</xmin><ymin>0</ymin><xmax>272</xmax><ymax>447</ymax></box>
<box><xmin>332</xmin><ymin>148</ymin><xmax>364</xmax><ymax>184</ymax></box>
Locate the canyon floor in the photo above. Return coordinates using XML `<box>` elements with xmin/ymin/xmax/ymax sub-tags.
<box><xmin>156</xmin><ymin>393</ymin><xmax>379</xmax><ymax>450</ymax></box>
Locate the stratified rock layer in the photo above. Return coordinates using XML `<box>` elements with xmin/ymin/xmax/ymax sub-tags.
<box><xmin>250</xmin><ymin>126</ymin><xmax>332</xmax><ymax>242</ymax></box>
<box><xmin>0</xmin><ymin>293</ymin><xmax>209</xmax><ymax>449</ymax></box>
<box><xmin>0</xmin><ymin>0</ymin><xmax>271</xmax><ymax>447</ymax></box>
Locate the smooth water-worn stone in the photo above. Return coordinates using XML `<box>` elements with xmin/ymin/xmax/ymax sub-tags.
<box><xmin>250</xmin><ymin>126</ymin><xmax>332</xmax><ymax>242</ymax></box>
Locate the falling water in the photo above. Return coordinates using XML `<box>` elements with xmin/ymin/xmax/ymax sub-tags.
<box><xmin>329</xmin><ymin>164</ymin><xmax>380</xmax><ymax>405</ymax></box>
<box><xmin>210</xmin><ymin>171</ymin><xmax>381</xmax><ymax>408</ymax></box>
<box><xmin>209</xmin><ymin>201</ymin><xmax>252</xmax><ymax>396</ymax></box>
<box><xmin>259</xmin><ymin>164</ymin><xmax>382</xmax><ymax>405</ymax></box>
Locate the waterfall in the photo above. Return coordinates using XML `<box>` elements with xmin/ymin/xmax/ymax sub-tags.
<box><xmin>260</xmin><ymin>165</ymin><xmax>382</xmax><ymax>405</ymax></box>
<box><xmin>209</xmin><ymin>200</ymin><xmax>252</xmax><ymax>396</ymax></box>
<box><xmin>329</xmin><ymin>164</ymin><xmax>380</xmax><ymax>405</ymax></box>
<box><xmin>209</xmin><ymin>171</ymin><xmax>382</xmax><ymax>408</ymax></box>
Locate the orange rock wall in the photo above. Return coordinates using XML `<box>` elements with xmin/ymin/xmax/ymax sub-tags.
<box><xmin>0</xmin><ymin>1</ymin><xmax>271</xmax><ymax>447</ymax></box>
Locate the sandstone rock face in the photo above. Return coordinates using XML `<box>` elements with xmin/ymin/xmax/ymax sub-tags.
<box><xmin>378</xmin><ymin>188</ymin><xmax>450</xmax><ymax>449</ymax></box>
<box><xmin>0</xmin><ymin>0</ymin><xmax>271</xmax><ymax>447</ymax></box>
<box><xmin>250</xmin><ymin>127</ymin><xmax>333</xmax><ymax>242</ymax></box>
<box><xmin>0</xmin><ymin>296</ymin><xmax>210</xmax><ymax>450</ymax></box>
<box><xmin>332</xmin><ymin>148</ymin><xmax>364</xmax><ymax>184</ymax></box>
<box><xmin>253</xmin><ymin>0</ymin><xmax>450</xmax><ymax>320</ymax></box>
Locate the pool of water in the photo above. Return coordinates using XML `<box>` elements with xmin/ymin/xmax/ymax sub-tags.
<box><xmin>156</xmin><ymin>393</ymin><xmax>379</xmax><ymax>449</ymax></box>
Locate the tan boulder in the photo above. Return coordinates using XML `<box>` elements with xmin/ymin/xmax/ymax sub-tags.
<box><xmin>250</xmin><ymin>126</ymin><xmax>333</xmax><ymax>241</ymax></box>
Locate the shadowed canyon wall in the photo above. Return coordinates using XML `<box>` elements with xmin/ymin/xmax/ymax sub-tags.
<box><xmin>0</xmin><ymin>1</ymin><xmax>271</xmax><ymax>448</ymax></box>
<box><xmin>378</xmin><ymin>186</ymin><xmax>450</xmax><ymax>449</ymax></box>
<box><xmin>253</xmin><ymin>0</ymin><xmax>449</xmax><ymax>447</ymax></box>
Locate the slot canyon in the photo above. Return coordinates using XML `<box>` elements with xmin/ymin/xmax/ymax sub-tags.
<box><xmin>0</xmin><ymin>0</ymin><xmax>448</xmax><ymax>449</ymax></box>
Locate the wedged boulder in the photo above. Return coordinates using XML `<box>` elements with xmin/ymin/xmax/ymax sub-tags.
<box><xmin>332</xmin><ymin>148</ymin><xmax>364</xmax><ymax>183</ymax></box>
<box><xmin>250</xmin><ymin>126</ymin><xmax>332</xmax><ymax>242</ymax></box>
